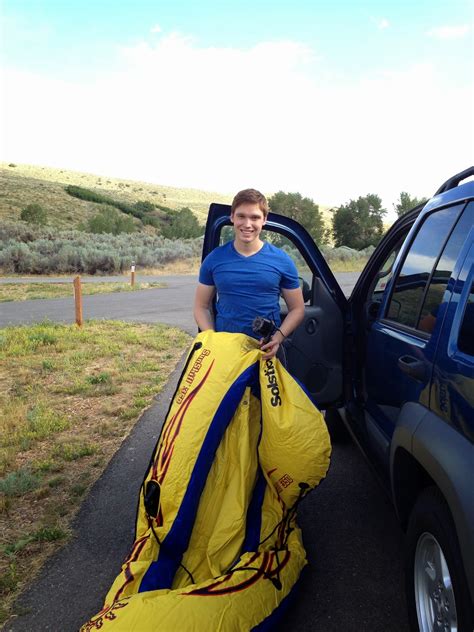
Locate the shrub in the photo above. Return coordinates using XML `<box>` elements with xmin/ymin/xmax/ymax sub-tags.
<box><xmin>134</xmin><ymin>200</ymin><xmax>155</xmax><ymax>214</ymax></box>
<box><xmin>66</xmin><ymin>186</ymin><xmax>145</xmax><ymax>220</ymax></box>
<box><xmin>20</xmin><ymin>204</ymin><xmax>48</xmax><ymax>226</ymax></box>
<box><xmin>0</xmin><ymin>242</ymin><xmax>34</xmax><ymax>273</ymax></box>
<box><xmin>142</xmin><ymin>216</ymin><xmax>161</xmax><ymax>229</ymax></box>
<box><xmin>85</xmin><ymin>206</ymin><xmax>136</xmax><ymax>235</ymax></box>
<box><xmin>65</xmin><ymin>185</ymin><xmax>109</xmax><ymax>204</ymax></box>
<box><xmin>0</xmin><ymin>220</ymin><xmax>202</xmax><ymax>274</ymax></box>
<box><xmin>161</xmin><ymin>208</ymin><xmax>204</xmax><ymax>239</ymax></box>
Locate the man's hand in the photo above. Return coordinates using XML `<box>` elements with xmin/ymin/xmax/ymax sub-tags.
<box><xmin>260</xmin><ymin>330</ymin><xmax>284</xmax><ymax>360</ymax></box>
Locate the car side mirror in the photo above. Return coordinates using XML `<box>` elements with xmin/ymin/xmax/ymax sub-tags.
<box><xmin>299</xmin><ymin>277</ymin><xmax>311</xmax><ymax>303</ymax></box>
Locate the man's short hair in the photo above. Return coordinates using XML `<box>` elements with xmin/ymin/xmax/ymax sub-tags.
<box><xmin>231</xmin><ymin>189</ymin><xmax>269</xmax><ymax>218</ymax></box>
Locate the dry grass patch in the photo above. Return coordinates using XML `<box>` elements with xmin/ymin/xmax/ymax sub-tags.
<box><xmin>327</xmin><ymin>257</ymin><xmax>369</xmax><ymax>272</ymax></box>
<box><xmin>140</xmin><ymin>258</ymin><xmax>201</xmax><ymax>275</ymax></box>
<box><xmin>0</xmin><ymin>320</ymin><xmax>190</xmax><ymax>624</ymax></box>
<box><xmin>0</xmin><ymin>281</ymin><xmax>166</xmax><ymax>302</ymax></box>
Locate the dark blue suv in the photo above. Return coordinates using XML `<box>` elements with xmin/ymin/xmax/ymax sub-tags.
<box><xmin>203</xmin><ymin>167</ymin><xmax>474</xmax><ymax>632</ymax></box>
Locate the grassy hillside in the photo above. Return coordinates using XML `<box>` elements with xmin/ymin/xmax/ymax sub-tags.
<box><xmin>0</xmin><ymin>163</ymin><xmax>334</xmax><ymax>231</ymax></box>
<box><xmin>0</xmin><ymin>163</ymin><xmax>233</xmax><ymax>230</ymax></box>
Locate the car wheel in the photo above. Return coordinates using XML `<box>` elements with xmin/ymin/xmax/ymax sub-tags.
<box><xmin>324</xmin><ymin>407</ymin><xmax>350</xmax><ymax>443</ymax></box>
<box><xmin>405</xmin><ymin>487</ymin><xmax>473</xmax><ymax>632</ymax></box>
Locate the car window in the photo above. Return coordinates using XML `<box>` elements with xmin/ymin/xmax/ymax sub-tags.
<box><xmin>261</xmin><ymin>231</ymin><xmax>313</xmax><ymax>304</ymax></box>
<box><xmin>220</xmin><ymin>225</ymin><xmax>234</xmax><ymax>244</ymax></box>
<box><xmin>418</xmin><ymin>202</ymin><xmax>474</xmax><ymax>333</ymax></box>
<box><xmin>385</xmin><ymin>204</ymin><xmax>464</xmax><ymax>329</ymax></box>
<box><xmin>458</xmin><ymin>282</ymin><xmax>474</xmax><ymax>356</ymax></box>
<box><xmin>369</xmin><ymin>239</ymin><xmax>404</xmax><ymax>301</ymax></box>
<box><xmin>262</xmin><ymin>231</ymin><xmax>311</xmax><ymax>277</ymax></box>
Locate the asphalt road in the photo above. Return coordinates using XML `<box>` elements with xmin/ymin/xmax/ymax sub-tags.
<box><xmin>0</xmin><ymin>276</ymin><xmax>198</xmax><ymax>334</ymax></box>
<box><xmin>0</xmin><ymin>273</ymin><xmax>359</xmax><ymax>331</ymax></box>
<box><xmin>1</xmin><ymin>271</ymin><xmax>410</xmax><ymax>631</ymax></box>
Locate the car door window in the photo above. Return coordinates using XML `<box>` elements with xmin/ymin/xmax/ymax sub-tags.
<box><xmin>418</xmin><ymin>202</ymin><xmax>474</xmax><ymax>333</ymax></box>
<box><xmin>386</xmin><ymin>204</ymin><xmax>464</xmax><ymax>328</ymax></box>
<box><xmin>219</xmin><ymin>226</ymin><xmax>313</xmax><ymax>303</ymax></box>
<box><xmin>458</xmin><ymin>282</ymin><xmax>474</xmax><ymax>355</ymax></box>
<box><xmin>369</xmin><ymin>240</ymin><xmax>404</xmax><ymax>302</ymax></box>
<box><xmin>261</xmin><ymin>232</ymin><xmax>313</xmax><ymax>301</ymax></box>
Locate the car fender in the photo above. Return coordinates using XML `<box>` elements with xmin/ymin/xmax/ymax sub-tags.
<box><xmin>391</xmin><ymin>401</ymin><xmax>474</xmax><ymax>599</ymax></box>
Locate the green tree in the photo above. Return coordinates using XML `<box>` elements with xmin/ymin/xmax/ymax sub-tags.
<box><xmin>394</xmin><ymin>191</ymin><xmax>428</xmax><ymax>217</ymax></box>
<box><xmin>85</xmin><ymin>206</ymin><xmax>136</xmax><ymax>235</ymax></box>
<box><xmin>332</xmin><ymin>194</ymin><xmax>386</xmax><ymax>249</ymax></box>
<box><xmin>162</xmin><ymin>208</ymin><xmax>203</xmax><ymax>239</ymax></box>
<box><xmin>20</xmin><ymin>203</ymin><xmax>48</xmax><ymax>225</ymax></box>
<box><xmin>268</xmin><ymin>191</ymin><xmax>326</xmax><ymax>244</ymax></box>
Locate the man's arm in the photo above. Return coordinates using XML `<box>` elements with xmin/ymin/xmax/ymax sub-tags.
<box><xmin>193</xmin><ymin>283</ymin><xmax>216</xmax><ymax>331</ymax></box>
<box><xmin>260</xmin><ymin>287</ymin><xmax>305</xmax><ymax>360</ymax></box>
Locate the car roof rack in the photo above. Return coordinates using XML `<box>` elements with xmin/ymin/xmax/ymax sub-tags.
<box><xmin>435</xmin><ymin>166</ymin><xmax>474</xmax><ymax>195</ymax></box>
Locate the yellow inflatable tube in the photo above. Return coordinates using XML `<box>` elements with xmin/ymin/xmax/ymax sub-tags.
<box><xmin>81</xmin><ymin>331</ymin><xmax>331</xmax><ymax>631</ymax></box>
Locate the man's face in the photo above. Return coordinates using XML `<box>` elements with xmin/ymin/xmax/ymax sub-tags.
<box><xmin>230</xmin><ymin>203</ymin><xmax>266</xmax><ymax>245</ymax></box>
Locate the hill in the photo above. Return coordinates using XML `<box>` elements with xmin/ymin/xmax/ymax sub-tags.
<box><xmin>0</xmin><ymin>163</ymin><xmax>233</xmax><ymax>231</ymax></box>
<box><xmin>0</xmin><ymin>163</ymin><xmax>334</xmax><ymax>232</ymax></box>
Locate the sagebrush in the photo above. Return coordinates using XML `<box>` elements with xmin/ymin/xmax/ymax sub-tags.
<box><xmin>0</xmin><ymin>221</ymin><xmax>202</xmax><ymax>274</ymax></box>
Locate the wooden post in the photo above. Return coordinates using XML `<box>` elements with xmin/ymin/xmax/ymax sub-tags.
<box><xmin>131</xmin><ymin>261</ymin><xmax>136</xmax><ymax>287</ymax></box>
<box><xmin>73</xmin><ymin>275</ymin><xmax>83</xmax><ymax>327</ymax></box>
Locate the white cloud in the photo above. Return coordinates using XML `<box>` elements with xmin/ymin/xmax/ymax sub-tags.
<box><xmin>370</xmin><ymin>16</ymin><xmax>390</xmax><ymax>30</ymax></box>
<box><xmin>150</xmin><ymin>24</ymin><xmax>162</xmax><ymax>34</ymax></box>
<box><xmin>427</xmin><ymin>25</ymin><xmax>470</xmax><ymax>39</ymax></box>
<box><xmin>0</xmin><ymin>35</ymin><xmax>472</xmax><ymax>220</ymax></box>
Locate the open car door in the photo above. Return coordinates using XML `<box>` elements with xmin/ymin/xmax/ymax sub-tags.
<box><xmin>202</xmin><ymin>203</ymin><xmax>348</xmax><ymax>409</ymax></box>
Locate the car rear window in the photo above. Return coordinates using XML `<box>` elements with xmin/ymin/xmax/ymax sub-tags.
<box><xmin>386</xmin><ymin>204</ymin><xmax>464</xmax><ymax>329</ymax></box>
<box><xmin>418</xmin><ymin>202</ymin><xmax>474</xmax><ymax>333</ymax></box>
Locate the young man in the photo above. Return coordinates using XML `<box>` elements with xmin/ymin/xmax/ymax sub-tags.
<box><xmin>194</xmin><ymin>188</ymin><xmax>305</xmax><ymax>360</ymax></box>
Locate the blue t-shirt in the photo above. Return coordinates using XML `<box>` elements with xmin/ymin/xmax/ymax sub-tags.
<box><xmin>199</xmin><ymin>241</ymin><xmax>300</xmax><ymax>338</ymax></box>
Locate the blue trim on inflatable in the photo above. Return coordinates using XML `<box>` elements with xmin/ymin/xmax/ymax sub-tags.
<box><xmin>250</xmin><ymin>570</ymin><xmax>305</xmax><ymax>631</ymax></box>
<box><xmin>139</xmin><ymin>362</ymin><xmax>259</xmax><ymax>592</ymax></box>
<box><xmin>241</xmin><ymin>467</ymin><xmax>266</xmax><ymax>553</ymax></box>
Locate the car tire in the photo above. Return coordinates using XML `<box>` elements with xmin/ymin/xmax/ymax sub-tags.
<box><xmin>405</xmin><ymin>486</ymin><xmax>473</xmax><ymax>632</ymax></box>
<box><xmin>324</xmin><ymin>407</ymin><xmax>350</xmax><ymax>443</ymax></box>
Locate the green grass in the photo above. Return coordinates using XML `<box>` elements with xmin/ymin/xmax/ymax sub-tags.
<box><xmin>32</xmin><ymin>526</ymin><xmax>67</xmax><ymax>542</ymax></box>
<box><xmin>2</xmin><ymin>526</ymin><xmax>67</xmax><ymax>558</ymax></box>
<box><xmin>86</xmin><ymin>372</ymin><xmax>111</xmax><ymax>385</ymax></box>
<box><xmin>0</xmin><ymin>468</ymin><xmax>40</xmax><ymax>497</ymax></box>
<box><xmin>52</xmin><ymin>442</ymin><xmax>98</xmax><ymax>461</ymax></box>
<box><xmin>26</xmin><ymin>404</ymin><xmax>70</xmax><ymax>439</ymax></box>
<box><xmin>0</xmin><ymin>319</ymin><xmax>190</xmax><ymax>622</ymax></box>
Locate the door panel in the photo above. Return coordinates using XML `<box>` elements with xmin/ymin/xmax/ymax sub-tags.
<box><xmin>284</xmin><ymin>277</ymin><xmax>344</xmax><ymax>405</ymax></box>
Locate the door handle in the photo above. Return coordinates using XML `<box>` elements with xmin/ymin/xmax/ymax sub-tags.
<box><xmin>398</xmin><ymin>355</ymin><xmax>428</xmax><ymax>381</ymax></box>
<box><xmin>305</xmin><ymin>318</ymin><xmax>318</xmax><ymax>335</ymax></box>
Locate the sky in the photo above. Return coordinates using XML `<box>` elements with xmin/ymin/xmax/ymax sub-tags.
<box><xmin>1</xmin><ymin>0</ymin><xmax>473</xmax><ymax>220</ymax></box>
